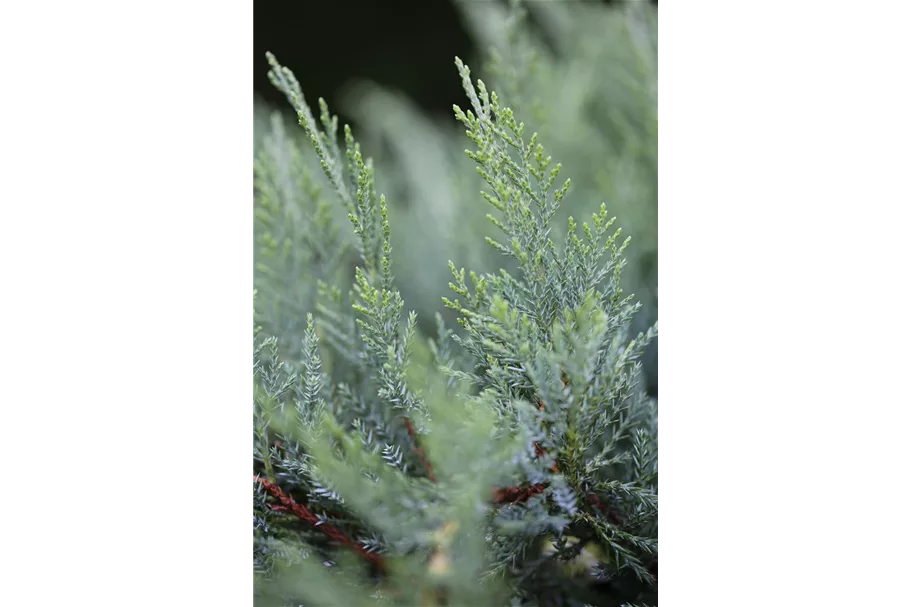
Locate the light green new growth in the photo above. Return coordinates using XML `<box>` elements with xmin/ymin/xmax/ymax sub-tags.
<box><xmin>337</xmin><ymin>0</ymin><xmax>658</xmax><ymax>393</ymax></box>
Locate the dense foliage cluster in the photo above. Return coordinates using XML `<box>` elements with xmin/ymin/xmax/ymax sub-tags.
<box><xmin>253</xmin><ymin>4</ymin><xmax>657</xmax><ymax>606</ymax></box>
<box><xmin>336</xmin><ymin>0</ymin><xmax>658</xmax><ymax>394</ymax></box>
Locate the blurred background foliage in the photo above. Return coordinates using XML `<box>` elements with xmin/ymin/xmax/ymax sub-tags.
<box><xmin>254</xmin><ymin>0</ymin><xmax>657</xmax><ymax>395</ymax></box>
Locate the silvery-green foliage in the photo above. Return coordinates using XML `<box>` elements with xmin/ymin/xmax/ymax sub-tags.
<box><xmin>254</xmin><ymin>111</ymin><xmax>351</xmax><ymax>362</ymax></box>
<box><xmin>340</xmin><ymin>0</ymin><xmax>658</xmax><ymax>392</ymax></box>
<box><xmin>441</xmin><ymin>53</ymin><xmax>658</xmax><ymax>590</ymax></box>
<box><xmin>254</xmin><ymin>37</ymin><xmax>657</xmax><ymax>607</ymax></box>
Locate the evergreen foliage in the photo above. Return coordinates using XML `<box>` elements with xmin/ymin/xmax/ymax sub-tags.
<box><xmin>253</xmin><ymin>0</ymin><xmax>657</xmax><ymax>393</ymax></box>
<box><xmin>253</xmin><ymin>6</ymin><xmax>658</xmax><ymax>605</ymax></box>
<box><xmin>338</xmin><ymin>0</ymin><xmax>658</xmax><ymax>394</ymax></box>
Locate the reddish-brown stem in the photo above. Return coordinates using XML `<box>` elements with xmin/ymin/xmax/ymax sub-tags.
<box><xmin>491</xmin><ymin>482</ymin><xmax>549</xmax><ymax>504</ymax></box>
<box><xmin>403</xmin><ymin>416</ymin><xmax>437</xmax><ymax>482</ymax></box>
<box><xmin>254</xmin><ymin>474</ymin><xmax>384</xmax><ymax>569</ymax></box>
<box><xmin>496</xmin><ymin>406</ymin><xmax>626</xmax><ymax>528</ymax></box>
<box><xmin>587</xmin><ymin>494</ymin><xmax>625</xmax><ymax>526</ymax></box>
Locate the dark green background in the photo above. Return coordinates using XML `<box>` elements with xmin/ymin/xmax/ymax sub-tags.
<box><xmin>254</xmin><ymin>0</ymin><xmax>657</xmax><ymax>127</ymax></box>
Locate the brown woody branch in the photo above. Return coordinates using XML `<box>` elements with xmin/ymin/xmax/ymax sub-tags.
<box><xmin>254</xmin><ymin>474</ymin><xmax>384</xmax><ymax>570</ymax></box>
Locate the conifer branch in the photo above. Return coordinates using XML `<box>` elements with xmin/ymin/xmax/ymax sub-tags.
<box><xmin>253</xmin><ymin>474</ymin><xmax>384</xmax><ymax>570</ymax></box>
<box><xmin>255</xmin><ymin>5</ymin><xmax>658</xmax><ymax>599</ymax></box>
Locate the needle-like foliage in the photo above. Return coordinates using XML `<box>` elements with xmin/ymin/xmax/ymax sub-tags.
<box><xmin>253</xmin><ymin>28</ymin><xmax>657</xmax><ymax>606</ymax></box>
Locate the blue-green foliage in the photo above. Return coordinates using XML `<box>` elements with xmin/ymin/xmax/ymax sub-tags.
<box><xmin>253</xmin><ymin>10</ymin><xmax>658</xmax><ymax>603</ymax></box>
<box><xmin>340</xmin><ymin>0</ymin><xmax>658</xmax><ymax>393</ymax></box>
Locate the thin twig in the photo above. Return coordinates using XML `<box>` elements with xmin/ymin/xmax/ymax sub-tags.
<box><xmin>254</xmin><ymin>474</ymin><xmax>384</xmax><ymax>569</ymax></box>
<box><xmin>403</xmin><ymin>416</ymin><xmax>437</xmax><ymax>482</ymax></box>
